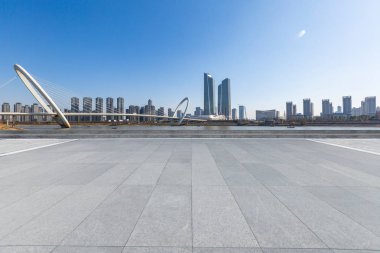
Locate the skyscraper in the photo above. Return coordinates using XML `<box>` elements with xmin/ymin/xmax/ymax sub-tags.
<box><xmin>70</xmin><ymin>97</ymin><xmax>80</xmax><ymax>122</ymax></box>
<box><xmin>204</xmin><ymin>73</ymin><xmax>215</xmax><ymax>115</ymax></box>
<box><xmin>194</xmin><ymin>107</ymin><xmax>203</xmax><ymax>117</ymax></box>
<box><xmin>292</xmin><ymin>104</ymin><xmax>297</xmax><ymax>116</ymax></box>
<box><xmin>1</xmin><ymin>102</ymin><xmax>10</xmax><ymax>121</ymax></box>
<box><xmin>14</xmin><ymin>102</ymin><xmax>22</xmax><ymax>122</ymax></box>
<box><xmin>303</xmin><ymin>99</ymin><xmax>312</xmax><ymax>118</ymax></box>
<box><xmin>218</xmin><ymin>78</ymin><xmax>231</xmax><ymax>119</ymax></box>
<box><xmin>106</xmin><ymin>97</ymin><xmax>114</xmax><ymax>121</ymax></box>
<box><xmin>342</xmin><ymin>96</ymin><xmax>352</xmax><ymax>116</ymax></box>
<box><xmin>95</xmin><ymin>97</ymin><xmax>103</xmax><ymax>122</ymax></box>
<box><xmin>364</xmin><ymin>96</ymin><xmax>376</xmax><ymax>117</ymax></box>
<box><xmin>117</xmin><ymin>97</ymin><xmax>125</xmax><ymax>121</ymax></box>
<box><xmin>168</xmin><ymin>108</ymin><xmax>174</xmax><ymax>117</ymax></box>
<box><xmin>286</xmin><ymin>102</ymin><xmax>293</xmax><ymax>120</ymax></box>
<box><xmin>322</xmin><ymin>99</ymin><xmax>333</xmax><ymax>117</ymax></box>
<box><xmin>83</xmin><ymin>97</ymin><xmax>92</xmax><ymax>122</ymax></box>
<box><xmin>238</xmin><ymin>105</ymin><xmax>247</xmax><ymax>120</ymax></box>
<box><xmin>232</xmin><ymin>108</ymin><xmax>237</xmax><ymax>120</ymax></box>
<box><xmin>157</xmin><ymin>107</ymin><xmax>165</xmax><ymax>116</ymax></box>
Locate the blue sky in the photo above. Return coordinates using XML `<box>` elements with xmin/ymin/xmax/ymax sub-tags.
<box><xmin>1</xmin><ymin>0</ymin><xmax>380</xmax><ymax>118</ymax></box>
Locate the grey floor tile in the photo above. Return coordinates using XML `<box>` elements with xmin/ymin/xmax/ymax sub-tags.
<box><xmin>157</xmin><ymin>163</ymin><xmax>191</xmax><ymax>185</ymax></box>
<box><xmin>125</xmin><ymin>163</ymin><xmax>166</xmax><ymax>185</ymax></box>
<box><xmin>0</xmin><ymin>185</ymin><xmax>79</xmax><ymax>239</ymax></box>
<box><xmin>192</xmin><ymin>186</ymin><xmax>259</xmax><ymax>247</ymax></box>
<box><xmin>0</xmin><ymin>185</ymin><xmax>116</xmax><ymax>245</ymax></box>
<box><xmin>193</xmin><ymin>247</ymin><xmax>263</xmax><ymax>253</ymax></box>
<box><xmin>62</xmin><ymin>185</ymin><xmax>154</xmax><ymax>246</ymax></box>
<box><xmin>269</xmin><ymin>186</ymin><xmax>380</xmax><ymax>249</ymax></box>
<box><xmin>230</xmin><ymin>186</ymin><xmax>326</xmax><ymax>248</ymax></box>
<box><xmin>123</xmin><ymin>247</ymin><xmax>192</xmax><ymax>253</ymax></box>
<box><xmin>307</xmin><ymin>186</ymin><xmax>380</xmax><ymax>236</ymax></box>
<box><xmin>127</xmin><ymin>185</ymin><xmax>192</xmax><ymax>247</ymax></box>
<box><xmin>53</xmin><ymin>246</ymin><xmax>123</xmax><ymax>253</ymax></box>
<box><xmin>0</xmin><ymin>246</ymin><xmax>54</xmax><ymax>253</ymax></box>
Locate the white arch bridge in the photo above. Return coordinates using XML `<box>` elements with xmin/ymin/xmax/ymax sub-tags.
<box><xmin>0</xmin><ymin>65</ymin><xmax>205</xmax><ymax>128</ymax></box>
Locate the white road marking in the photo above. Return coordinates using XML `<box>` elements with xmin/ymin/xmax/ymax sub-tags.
<box><xmin>307</xmin><ymin>139</ymin><xmax>380</xmax><ymax>156</ymax></box>
<box><xmin>0</xmin><ymin>139</ymin><xmax>77</xmax><ymax>157</ymax></box>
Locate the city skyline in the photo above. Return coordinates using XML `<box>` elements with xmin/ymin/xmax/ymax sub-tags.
<box><xmin>1</xmin><ymin>0</ymin><xmax>380</xmax><ymax>118</ymax></box>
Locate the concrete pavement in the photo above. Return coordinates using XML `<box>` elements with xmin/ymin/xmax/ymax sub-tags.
<box><xmin>0</xmin><ymin>138</ymin><xmax>380</xmax><ymax>252</ymax></box>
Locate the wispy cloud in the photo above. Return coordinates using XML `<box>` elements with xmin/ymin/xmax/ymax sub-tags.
<box><xmin>297</xmin><ymin>30</ymin><xmax>306</xmax><ymax>39</ymax></box>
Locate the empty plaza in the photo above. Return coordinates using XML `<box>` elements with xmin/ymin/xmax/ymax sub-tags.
<box><xmin>0</xmin><ymin>138</ymin><xmax>380</xmax><ymax>253</ymax></box>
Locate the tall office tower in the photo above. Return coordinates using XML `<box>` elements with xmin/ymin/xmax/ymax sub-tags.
<box><xmin>70</xmin><ymin>97</ymin><xmax>80</xmax><ymax>122</ymax></box>
<box><xmin>286</xmin><ymin>102</ymin><xmax>293</xmax><ymax>120</ymax></box>
<box><xmin>157</xmin><ymin>107</ymin><xmax>165</xmax><ymax>116</ymax></box>
<box><xmin>176</xmin><ymin>110</ymin><xmax>183</xmax><ymax>119</ymax></box>
<box><xmin>292</xmin><ymin>104</ymin><xmax>297</xmax><ymax>116</ymax></box>
<box><xmin>95</xmin><ymin>97</ymin><xmax>103</xmax><ymax>122</ymax></box>
<box><xmin>337</xmin><ymin>106</ymin><xmax>342</xmax><ymax>113</ymax></box>
<box><xmin>24</xmin><ymin>104</ymin><xmax>30</xmax><ymax>122</ymax></box>
<box><xmin>322</xmin><ymin>99</ymin><xmax>332</xmax><ymax>117</ymax></box>
<box><xmin>144</xmin><ymin>99</ymin><xmax>155</xmax><ymax>122</ymax></box>
<box><xmin>204</xmin><ymin>73</ymin><xmax>215</xmax><ymax>115</ymax></box>
<box><xmin>194</xmin><ymin>107</ymin><xmax>203</xmax><ymax>117</ymax></box>
<box><xmin>31</xmin><ymin>103</ymin><xmax>39</xmax><ymax>122</ymax></box>
<box><xmin>342</xmin><ymin>96</ymin><xmax>352</xmax><ymax>116</ymax></box>
<box><xmin>106</xmin><ymin>97</ymin><xmax>114</xmax><ymax>121</ymax></box>
<box><xmin>311</xmin><ymin>102</ymin><xmax>314</xmax><ymax>117</ymax></box>
<box><xmin>238</xmin><ymin>105</ymin><xmax>247</xmax><ymax>120</ymax></box>
<box><xmin>128</xmin><ymin>105</ymin><xmax>136</xmax><ymax>122</ymax></box>
<box><xmin>303</xmin><ymin>99</ymin><xmax>312</xmax><ymax>118</ymax></box>
<box><xmin>21</xmin><ymin>106</ymin><xmax>25</xmax><ymax>122</ymax></box>
<box><xmin>83</xmin><ymin>97</ymin><xmax>92</xmax><ymax>122</ymax></box>
<box><xmin>218</xmin><ymin>78</ymin><xmax>231</xmax><ymax>119</ymax></box>
<box><xmin>364</xmin><ymin>96</ymin><xmax>376</xmax><ymax>117</ymax></box>
<box><xmin>14</xmin><ymin>102</ymin><xmax>22</xmax><ymax>122</ymax></box>
<box><xmin>168</xmin><ymin>108</ymin><xmax>174</xmax><ymax>117</ymax></box>
<box><xmin>232</xmin><ymin>108</ymin><xmax>237</xmax><ymax>120</ymax></box>
<box><xmin>361</xmin><ymin>100</ymin><xmax>365</xmax><ymax>115</ymax></box>
<box><xmin>1</xmin><ymin>102</ymin><xmax>10</xmax><ymax>121</ymax></box>
<box><xmin>116</xmin><ymin>97</ymin><xmax>125</xmax><ymax>121</ymax></box>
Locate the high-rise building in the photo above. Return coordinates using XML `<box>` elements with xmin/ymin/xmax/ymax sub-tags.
<box><xmin>364</xmin><ymin>96</ymin><xmax>376</xmax><ymax>117</ymax></box>
<box><xmin>24</xmin><ymin>104</ymin><xmax>30</xmax><ymax>122</ymax></box>
<box><xmin>83</xmin><ymin>97</ymin><xmax>92</xmax><ymax>122</ymax></box>
<box><xmin>322</xmin><ymin>99</ymin><xmax>333</xmax><ymax>117</ymax></box>
<box><xmin>144</xmin><ymin>99</ymin><xmax>155</xmax><ymax>122</ymax></box>
<box><xmin>128</xmin><ymin>105</ymin><xmax>139</xmax><ymax>122</ymax></box>
<box><xmin>238</xmin><ymin>105</ymin><xmax>247</xmax><ymax>120</ymax></box>
<box><xmin>232</xmin><ymin>108</ymin><xmax>237</xmax><ymax>120</ymax></box>
<box><xmin>337</xmin><ymin>106</ymin><xmax>342</xmax><ymax>113</ymax></box>
<box><xmin>157</xmin><ymin>107</ymin><xmax>165</xmax><ymax>116</ymax></box>
<box><xmin>106</xmin><ymin>97</ymin><xmax>114</xmax><ymax>121</ymax></box>
<box><xmin>14</xmin><ymin>102</ymin><xmax>22</xmax><ymax>122</ymax></box>
<box><xmin>176</xmin><ymin>110</ymin><xmax>183</xmax><ymax>119</ymax></box>
<box><xmin>117</xmin><ymin>97</ymin><xmax>125</xmax><ymax>121</ymax></box>
<box><xmin>1</xmin><ymin>102</ymin><xmax>10</xmax><ymax>121</ymax></box>
<box><xmin>286</xmin><ymin>102</ymin><xmax>293</xmax><ymax>120</ymax></box>
<box><xmin>218</xmin><ymin>78</ymin><xmax>231</xmax><ymax>119</ymax></box>
<box><xmin>204</xmin><ymin>73</ymin><xmax>215</xmax><ymax>115</ymax></box>
<box><xmin>292</xmin><ymin>104</ymin><xmax>297</xmax><ymax>116</ymax></box>
<box><xmin>194</xmin><ymin>107</ymin><xmax>203</xmax><ymax>117</ymax></box>
<box><xmin>31</xmin><ymin>103</ymin><xmax>39</xmax><ymax>122</ymax></box>
<box><xmin>95</xmin><ymin>97</ymin><xmax>103</xmax><ymax>122</ymax></box>
<box><xmin>303</xmin><ymin>99</ymin><xmax>312</xmax><ymax>118</ymax></box>
<box><xmin>342</xmin><ymin>96</ymin><xmax>352</xmax><ymax>116</ymax></box>
<box><xmin>70</xmin><ymin>97</ymin><xmax>80</xmax><ymax>122</ymax></box>
<box><xmin>168</xmin><ymin>108</ymin><xmax>174</xmax><ymax>117</ymax></box>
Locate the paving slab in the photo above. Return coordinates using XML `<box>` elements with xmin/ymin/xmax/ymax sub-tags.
<box><xmin>127</xmin><ymin>185</ymin><xmax>192</xmax><ymax>247</ymax></box>
<box><xmin>192</xmin><ymin>185</ymin><xmax>259</xmax><ymax>247</ymax></box>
